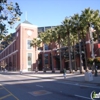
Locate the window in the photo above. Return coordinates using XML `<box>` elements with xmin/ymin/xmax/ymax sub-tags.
<box><xmin>45</xmin><ymin>26</ymin><xmax>51</xmax><ymax>31</ymax></box>
<box><xmin>27</xmin><ymin>40</ymin><xmax>31</xmax><ymax>49</ymax></box>
<box><xmin>45</xmin><ymin>44</ymin><xmax>49</xmax><ymax>50</ymax></box>
<box><xmin>38</xmin><ymin>27</ymin><xmax>44</xmax><ymax>32</ymax></box>
<box><xmin>28</xmin><ymin>53</ymin><xmax>32</xmax><ymax>66</ymax></box>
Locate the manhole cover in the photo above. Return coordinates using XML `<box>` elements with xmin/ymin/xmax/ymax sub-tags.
<box><xmin>29</xmin><ymin>90</ymin><xmax>52</xmax><ymax>96</ymax></box>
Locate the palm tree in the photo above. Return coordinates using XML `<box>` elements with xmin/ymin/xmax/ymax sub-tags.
<box><xmin>39</xmin><ymin>32</ymin><xmax>50</xmax><ymax>72</ymax></box>
<box><xmin>62</xmin><ymin>17</ymin><xmax>73</xmax><ymax>73</ymax></box>
<box><xmin>40</xmin><ymin>29</ymin><xmax>59</xmax><ymax>73</ymax></box>
<box><xmin>70</xmin><ymin>34</ymin><xmax>78</xmax><ymax>71</ymax></box>
<box><xmin>93</xmin><ymin>10</ymin><xmax>100</xmax><ymax>35</ymax></box>
<box><xmin>46</xmin><ymin>29</ymin><xmax>57</xmax><ymax>73</ymax></box>
<box><xmin>80</xmin><ymin>8</ymin><xmax>100</xmax><ymax>72</ymax></box>
<box><xmin>80</xmin><ymin>8</ymin><xmax>93</xmax><ymax>72</ymax></box>
<box><xmin>30</xmin><ymin>38</ymin><xmax>41</xmax><ymax>72</ymax></box>
<box><xmin>54</xmin><ymin>25</ymin><xmax>66</xmax><ymax>72</ymax></box>
<box><xmin>70</xmin><ymin>13</ymin><xmax>86</xmax><ymax>74</ymax></box>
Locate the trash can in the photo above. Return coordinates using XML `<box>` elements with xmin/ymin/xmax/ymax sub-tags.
<box><xmin>85</xmin><ymin>72</ymin><xmax>93</xmax><ymax>81</ymax></box>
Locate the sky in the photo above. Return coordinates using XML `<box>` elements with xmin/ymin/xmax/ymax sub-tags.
<box><xmin>9</xmin><ymin>0</ymin><xmax>100</xmax><ymax>33</ymax></box>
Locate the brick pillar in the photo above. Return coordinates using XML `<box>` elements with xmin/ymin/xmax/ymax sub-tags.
<box><xmin>8</xmin><ymin>57</ymin><xmax>9</xmax><ymax>70</ymax></box>
<box><xmin>16</xmin><ymin>54</ymin><xmax>17</xmax><ymax>71</ymax></box>
<box><xmin>11</xmin><ymin>56</ymin><xmax>13</xmax><ymax>71</ymax></box>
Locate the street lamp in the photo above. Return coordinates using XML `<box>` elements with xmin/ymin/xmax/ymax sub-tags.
<box><xmin>89</xmin><ymin>24</ymin><xmax>97</xmax><ymax>76</ymax></box>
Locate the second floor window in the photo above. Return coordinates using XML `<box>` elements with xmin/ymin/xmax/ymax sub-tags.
<box><xmin>27</xmin><ymin>40</ymin><xmax>31</xmax><ymax>49</ymax></box>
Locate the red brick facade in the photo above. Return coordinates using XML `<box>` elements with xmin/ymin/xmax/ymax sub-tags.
<box><xmin>0</xmin><ymin>22</ymin><xmax>100</xmax><ymax>72</ymax></box>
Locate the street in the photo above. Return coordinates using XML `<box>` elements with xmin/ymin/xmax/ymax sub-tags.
<box><xmin>0</xmin><ymin>72</ymin><xmax>100</xmax><ymax>100</ymax></box>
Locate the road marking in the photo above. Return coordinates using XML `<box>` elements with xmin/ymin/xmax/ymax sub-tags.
<box><xmin>0</xmin><ymin>94</ymin><xmax>12</xmax><ymax>100</ymax></box>
<box><xmin>75</xmin><ymin>94</ymin><xmax>91</xmax><ymax>100</ymax></box>
<box><xmin>56</xmin><ymin>81</ymin><xmax>79</xmax><ymax>85</ymax></box>
<box><xmin>36</xmin><ymin>85</ymin><xmax>43</xmax><ymax>88</ymax></box>
<box><xmin>79</xmin><ymin>84</ymin><xmax>100</xmax><ymax>89</ymax></box>
<box><xmin>0</xmin><ymin>84</ymin><xmax>19</xmax><ymax>100</ymax></box>
<box><xmin>75</xmin><ymin>83</ymin><xmax>79</xmax><ymax>85</ymax></box>
<box><xmin>56</xmin><ymin>81</ymin><xmax>100</xmax><ymax>89</ymax></box>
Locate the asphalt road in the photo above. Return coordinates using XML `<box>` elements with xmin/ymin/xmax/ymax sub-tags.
<box><xmin>0</xmin><ymin>72</ymin><xmax>100</xmax><ymax>100</ymax></box>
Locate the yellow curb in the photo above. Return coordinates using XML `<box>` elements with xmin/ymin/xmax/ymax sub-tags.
<box><xmin>0</xmin><ymin>94</ymin><xmax>11</xmax><ymax>99</ymax></box>
<box><xmin>0</xmin><ymin>84</ymin><xmax>19</xmax><ymax>100</ymax></box>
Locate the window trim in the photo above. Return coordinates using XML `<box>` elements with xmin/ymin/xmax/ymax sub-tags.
<box><xmin>26</xmin><ymin>39</ymin><xmax>33</xmax><ymax>50</ymax></box>
<box><xmin>27</xmin><ymin>52</ymin><xmax>33</xmax><ymax>69</ymax></box>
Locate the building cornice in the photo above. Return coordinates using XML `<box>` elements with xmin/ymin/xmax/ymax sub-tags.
<box><xmin>20</xmin><ymin>23</ymin><xmax>38</xmax><ymax>28</ymax></box>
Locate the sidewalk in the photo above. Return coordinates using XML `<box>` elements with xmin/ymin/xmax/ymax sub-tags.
<box><xmin>0</xmin><ymin>70</ymin><xmax>100</xmax><ymax>85</ymax></box>
<box><xmin>20</xmin><ymin>70</ymin><xmax>100</xmax><ymax>85</ymax></box>
<box><xmin>25</xmin><ymin>70</ymin><xmax>100</xmax><ymax>85</ymax></box>
<box><xmin>65</xmin><ymin>73</ymin><xmax>100</xmax><ymax>85</ymax></box>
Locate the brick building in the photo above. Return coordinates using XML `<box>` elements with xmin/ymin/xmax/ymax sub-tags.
<box><xmin>0</xmin><ymin>20</ymin><xmax>38</xmax><ymax>71</ymax></box>
<box><xmin>0</xmin><ymin>21</ymin><xmax>100</xmax><ymax>72</ymax></box>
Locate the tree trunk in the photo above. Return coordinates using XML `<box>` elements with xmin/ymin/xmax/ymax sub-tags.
<box><xmin>78</xmin><ymin>32</ymin><xmax>84</xmax><ymax>74</ymax></box>
<box><xmin>51</xmin><ymin>49</ymin><xmax>55</xmax><ymax>73</ymax></box>
<box><xmin>73</xmin><ymin>41</ymin><xmax>77</xmax><ymax>71</ymax></box>
<box><xmin>57</xmin><ymin>38</ymin><xmax>62</xmax><ymax>73</ymax></box>
<box><xmin>59</xmin><ymin>43</ymin><xmax>63</xmax><ymax>73</ymax></box>
<box><xmin>82</xmin><ymin>33</ymin><xmax>88</xmax><ymax>72</ymax></box>
<box><xmin>43</xmin><ymin>44</ymin><xmax>46</xmax><ymax>72</ymax></box>
<box><xmin>68</xmin><ymin>33</ymin><xmax>72</xmax><ymax>73</ymax></box>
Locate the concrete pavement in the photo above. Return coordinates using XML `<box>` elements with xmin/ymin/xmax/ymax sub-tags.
<box><xmin>0</xmin><ymin>70</ymin><xmax>100</xmax><ymax>100</ymax></box>
<box><xmin>1</xmin><ymin>70</ymin><xmax>100</xmax><ymax>85</ymax></box>
<box><xmin>0</xmin><ymin>73</ymin><xmax>96</xmax><ymax>100</ymax></box>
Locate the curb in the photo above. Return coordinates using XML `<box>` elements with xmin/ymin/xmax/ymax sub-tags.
<box><xmin>65</xmin><ymin>79</ymin><xmax>100</xmax><ymax>85</ymax></box>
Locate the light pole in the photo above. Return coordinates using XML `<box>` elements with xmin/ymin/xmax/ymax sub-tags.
<box><xmin>89</xmin><ymin>23</ymin><xmax>97</xmax><ymax>75</ymax></box>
